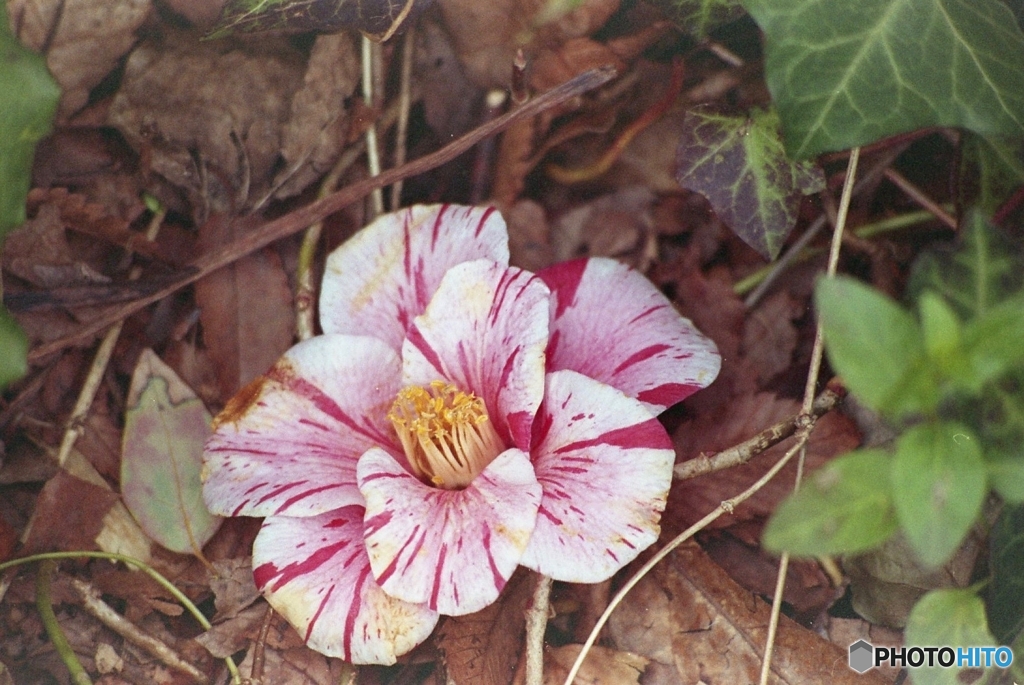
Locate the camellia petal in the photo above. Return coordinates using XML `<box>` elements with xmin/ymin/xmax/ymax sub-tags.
<box><xmin>203</xmin><ymin>335</ymin><xmax>403</xmax><ymax>518</ymax></box>
<box><xmin>357</xmin><ymin>447</ymin><xmax>541</xmax><ymax>616</ymax></box>
<box><xmin>539</xmin><ymin>258</ymin><xmax>721</xmax><ymax>414</ymax></box>
<box><xmin>519</xmin><ymin>370</ymin><xmax>675</xmax><ymax>583</ymax></box>
<box><xmin>252</xmin><ymin>507</ymin><xmax>439</xmax><ymax>665</ymax></box>
<box><xmin>319</xmin><ymin>205</ymin><xmax>510</xmax><ymax>349</ymax></box>
<box><xmin>402</xmin><ymin>260</ymin><xmax>548</xmax><ymax>450</ymax></box>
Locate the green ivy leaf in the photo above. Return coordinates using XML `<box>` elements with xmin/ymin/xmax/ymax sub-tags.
<box><xmin>987</xmin><ymin>504</ymin><xmax>1024</xmax><ymax>644</ymax></box>
<box><xmin>905</xmin><ymin>588</ymin><xmax>1000</xmax><ymax>685</ymax></box>
<box><xmin>815</xmin><ymin>276</ymin><xmax>937</xmax><ymax>418</ymax></box>
<box><xmin>763</xmin><ymin>449</ymin><xmax>897</xmax><ymax>557</ymax></box>
<box><xmin>675</xmin><ymin>107</ymin><xmax>825</xmax><ymax>259</ymax></box>
<box><xmin>645</xmin><ymin>0</ymin><xmax>746</xmax><ymax>39</ymax></box>
<box><xmin>908</xmin><ymin>211</ymin><xmax>1023</xmax><ymax>319</ymax></box>
<box><xmin>891</xmin><ymin>422</ymin><xmax>987</xmax><ymax>568</ymax></box>
<box><xmin>215</xmin><ymin>0</ymin><xmax>425</xmax><ymax>40</ymax></box>
<box><xmin>741</xmin><ymin>0</ymin><xmax>1024</xmax><ymax>158</ymax></box>
<box><xmin>121</xmin><ymin>349</ymin><xmax>221</xmax><ymax>556</ymax></box>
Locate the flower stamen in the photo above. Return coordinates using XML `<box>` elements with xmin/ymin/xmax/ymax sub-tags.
<box><xmin>388</xmin><ymin>381</ymin><xmax>504</xmax><ymax>489</ymax></box>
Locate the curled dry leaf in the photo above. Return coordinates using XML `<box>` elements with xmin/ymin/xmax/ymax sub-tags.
<box><xmin>121</xmin><ymin>348</ymin><xmax>222</xmax><ymax>555</ymax></box>
<box><xmin>8</xmin><ymin>0</ymin><xmax>153</xmax><ymax>119</ymax></box>
<box><xmin>108</xmin><ymin>28</ymin><xmax>356</xmax><ymax>220</ymax></box>
<box><xmin>437</xmin><ymin>0</ymin><xmax>620</xmax><ymax>89</ymax></box>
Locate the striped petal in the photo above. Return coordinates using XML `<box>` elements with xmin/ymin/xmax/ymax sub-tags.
<box><xmin>320</xmin><ymin>205</ymin><xmax>510</xmax><ymax>349</ymax></box>
<box><xmin>252</xmin><ymin>507</ymin><xmax>438</xmax><ymax>665</ymax></box>
<box><xmin>520</xmin><ymin>370</ymin><xmax>674</xmax><ymax>582</ymax></box>
<box><xmin>203</xmin><ymin>335</ymin><xmax>403</xmax><ymax>518</ymax></box>
<box><xmin>539</xmin><ymin>258</ymin><xmax>721</xmax><ymax>414</ymax></box>
<box><xmin>402</xmin><ymin>260</ymin><xmax>548</xmax><ymax>451</ymax></box>
<box><xmin>358</xmin><ymin>447</ymin><xmax>541</xmax><ymax>616</ymax></box>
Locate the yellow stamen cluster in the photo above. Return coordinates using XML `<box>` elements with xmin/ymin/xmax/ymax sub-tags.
<box><xmin>388</xmin><ymin>381</ymin><xmax>504</xmax><ymax>489</ymax></box>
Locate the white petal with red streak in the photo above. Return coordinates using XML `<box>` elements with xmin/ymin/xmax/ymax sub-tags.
<box><xmin>519</xmin><ymin>370</ymin><xmax>674</xmax><ymax>582</ymax></box>
<box><xmin>539</xmin><ymin>257</ymin><xmax>720</xmax><ymax>414</ymax></box>
<box><xmin>203</xmin><ymin>335</ymin><xmax>403</xmax><ymax>518</ymax></box>
<box><xmin>320</xmin><ymin>205</ymin><xmax>510</xmax><ymax>349</ymax></box>
<box><xmin>252</xmin><ymin>507</ymin><xmax>438</xmax><ymax>665</ymax></box>
<box><xmin>402</xmin><ymin>260</ymin><xmax>548</xmax><ymax>451</ymax></box>
<box><xmin>357</xmin><ymin>447</ymin><xmax>541</xmax><ymax>616</ymax></box>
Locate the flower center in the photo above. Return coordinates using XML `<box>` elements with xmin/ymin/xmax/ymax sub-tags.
<box><xmin>387</xmin><ymin>381</ymin><xmax>504</xmax><ymax>489</ymax></box>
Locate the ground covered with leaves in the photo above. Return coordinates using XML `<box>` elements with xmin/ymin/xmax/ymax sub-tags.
<box><xmin>2</xmin><ymin>0</ymin><xmax>1024</xmax><ymax>684</ymax></box>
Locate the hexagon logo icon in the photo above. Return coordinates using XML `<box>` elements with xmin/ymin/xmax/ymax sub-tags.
<box><xmin>849</xmin><ymin>640</ymin><xmax>874</xmax><ymax>673</ymax></box>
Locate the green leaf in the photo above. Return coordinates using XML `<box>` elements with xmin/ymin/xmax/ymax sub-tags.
<box><xmin>815</xmin><ymin>276</ymin><xmax>937</xmax><ymax>418</ymax></box>
<box><xmin>905</xmin><ymin>588</ymin><xmax>1000</xmax><ymax>685</ymax></box>
<box><xmin>645</xmin><ymin>0</ymin><xmax>746</xmax><ymax>39</ymax></box>
<box><xmin>987</xmin><ymin>504</ymin><xmax>1024</xmax><ymax>644</ymax></box>
<box><xmin>959</xmin><ymin>132</ymin><xmax>1024</xmax><ymax>215</ymax></box>
<box><xmin>919</xmin><ymin>291</ymin><xmax>964</xmax><ymax>372</ymax></box>
<box><xmin>0</xmin><ymin>2</ymin><xmax>60</xmax><ymax>240</ymax></box>
<box><xmin>763</xmin><ymin>449</ymin><xmax>897</xmax><ymax>557</ymax></box>
<box><xmin>0</xmin><ymin>0</ymin><xmax>61</xmax><ymax>390</ymax></box>
<box><xmin>0</xmin><ymin>307</ymin><xmax>28</xmax><ymax>388</ymax></box>
<box><xmin>908</xmin><ymin>211</ymin><xmax>1024</xmax><ymax>319</ymax></box>
<box><xmin>675</xmin><ymin>107</ymin><xmax>825</xmax><ymax>259</ymax></box>
<box><xmin>121</xmin><ymin>349</ymin><xmax>221</xmax><ymax>556</ymax></box>
<box><xmin>741</xmin><ymin>0</ymin><xmax>1024</xmax><ymax>158</ymax></box>
<box><xmin>891</xmin><ymin>422</ymin><xmax>987</xmax><ymax>568</ymax></box>
<box><xmin>962</xmin><ymin>292</ymin><xmax>1024</xmax><ymax>387</ymax></box>
<box><xmin>215</xmin><ymin>0</ymin><xmax>424</xmax><ymax>40</ymax></box>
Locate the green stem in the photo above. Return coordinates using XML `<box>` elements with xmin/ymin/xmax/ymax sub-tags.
<box><xmin>7</xmin><ymin>552</ymin><xmax>241</xmax><ymax>683</ymax></box>
<box><xmin>36</xmin><ymin>560</ymin><xmax>92</xmax><ymax>685</ymax></box>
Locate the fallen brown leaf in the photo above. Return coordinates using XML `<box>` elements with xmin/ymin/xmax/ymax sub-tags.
<box><xmin>9</xmin><ymin>0</ymin><xmax>153</xmax><ymax>119</ymax></box>
<box><xmin>22</xmin><ymin>470</ymin><xmax>119</xmax><ymax>553</ymax></box>
<box><xmin>543</xmin><ymin>644</ymin><xmax>647</xmax><ymax>685</ymax></box>
<box><xmin>605</xmin><ymin>541</ymin><xmax>891</xmax><ymax>684</ymax></box>
<box><xmin>437</xmin><ymin>567</ymin><xmax>534</xmax><ymax>685</ymax></box>
<box><xmin>194</xmin><ymin>214</ymin><xmax>295</xmax><ymax>402</ymax></box>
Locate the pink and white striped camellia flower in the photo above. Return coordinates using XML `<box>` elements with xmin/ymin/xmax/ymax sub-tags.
<box><xmin>202</xmin><ymin>204</ymin><xmax>720</xmax><ymax>664</ymax></box>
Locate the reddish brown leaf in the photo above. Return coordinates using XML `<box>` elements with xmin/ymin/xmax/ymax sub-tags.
<box><xmin>23</xmin><ymin>470</ymin><xmax>119</xmax><ymax>553</ymax></box>
<box><xmin>194</xmin><ymin>214</ymin><xmax>295</xmax><ymax>401</ymax></box>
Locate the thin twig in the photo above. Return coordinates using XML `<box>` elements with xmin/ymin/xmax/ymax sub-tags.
<box><xmin>248</xmin><ymin>604</ymin><xmax>274</xmax><ymax>685</ymax></box>
<box><xmin>70</xmin><ymin>577</ymin><xmax>205</xmax><ymax>682</ymax></box>
<box><xmin>525</xmin><ymin>573</ymin><xmax>553</xmax><ymax>685</ymax></box>
<box><xmin>54</xmin><ymin>204</ymin><xmax>165</xmax><ymax>469</ymax></box>
<box><xmin>562</xmin><ymin>424</ymin><xmax>817</xmax><ymax>685</ymax></box>
<box><xmin>389</xmin><ymin>27</ymin><xmax>415</xmax><ymax>210</ymax></box>
<box><xmin>362</xmin><ymin>36</ymin><xmax>385</xmax><ymax>218</ymax></box>
<box><xmin>757</xmin><ymin>147</ymin><xmax>860</xmax><ymax>685</ymax></box>
<box><xmin>744</xmin><ymin>146</ymin><xmax>903</xmax><ymax>308</ymax></box>
<box><xmin>883</xmin><ymin>167</ymin><xmax>957</xmax><ymax>229</ymax></box>
<box><xmin>673</xmin><ymin>386</ymin><xmax>843</xmax><ymax>480</ymax></box>
<box><xmin>28</xmin><ymin>65</ymin><xmax>617</xmax><ymax>363</ymax></box>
